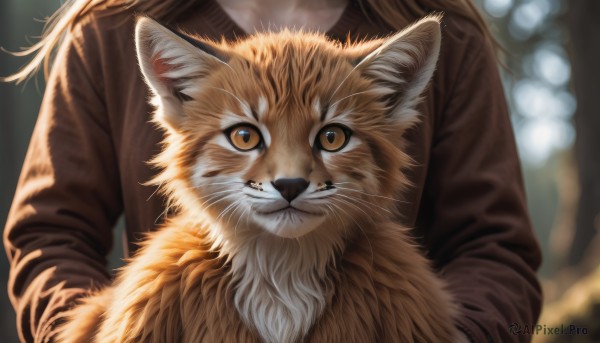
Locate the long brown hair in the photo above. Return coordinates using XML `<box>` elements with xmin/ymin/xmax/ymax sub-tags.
<box><xmin>1</xmin><ymin>0</ymin><xmax>495</xmax><ymax>83</ymax></box>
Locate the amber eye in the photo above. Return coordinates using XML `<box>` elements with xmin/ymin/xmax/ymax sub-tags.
<box><xmin>317</xmin><ymin>125</ymin><xmax>352</xmax><ymax>152</ymax></box>
<box><xmin>227</xmin><ymin>125</ymin><xmax>262</xmax><ymax>151</ymax></box>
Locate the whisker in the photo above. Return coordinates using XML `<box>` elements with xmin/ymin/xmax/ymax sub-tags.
<box><xmin>233</xmin><ymin>203</ymin><xmax>251</xmax><ymax>237</ymax></box>
<box><xmin>175</xmin><ymin>186</ymin><xmax>239</xmax><ymax>199</ymax></box>
<box><xmin>227</xmin><ymin>199</ymin><xmax>247</xmax><ymax>226</ymax></box>
<box><xmin>215</xmin><ymin>199</ymin><xmax>242</xmax><ymax>222</ymax></box>
<box><xmin>221</xmin><ymin>198</ymin><xmax>245</xmax><ymax>222</ymax></box>
<box><xmin>198</xmin><ymin>181</ymin><xmax>245</xmax><ymax>186</ymax></box>
<box><xmin>244</xmin><ymin>193</ymin><xmax>279</xmax><ymax>201</ymax></box>
<box><xmin>145</xmin><ymin>180</ymin><xmax>164</xmax><ymax>202</ymax></box>
<box><xmin>152</xmin><ymin>188</ymin><xmax>240</xmax><ymax>224</ymax></box>
<box><xmin>325</xmin><ymin>203</ymin><xmax>344</xmax><ymax>229</ymax></box>
<box><xmin>329</xmin><ymin>201</ymin><xmax>374</xmax><ymax>266</ymax></box>
<box><xmin>154</xmin><ymin>203</ymin><xmax>173</xmax><ymax>225</ymax></box>
<box><xmin>332</xmin><ymin>181</ymin><xmax>353</xmax><ymax>186</ymax></box>
<box><xmin>335</xmin><ymin>186</ymin><xmax>404</xmax><ymax>202</ymax></box>
<box><xmin>207</xmin><ymin>86</ymin><xmax>249</xmax><ymax>113</ymax></box>
<box><xmin>335</xmin><ymin>193</ymin><xmax>392</xmax><ymax>215</ymax></box>
<box><xmin>330</xmin><ymin>90</ymin><xmax>371</xmax><ymax>108</ymax></box>
<box><xmin>196</xmin><ymin>189</ymin><xmax>240</xmax><ymax>202</ymax></box>
<box><xmin>203</xmin><ymin>194</ymin><xmax>238</xmax><ymax>213</ymax></box>
<box><xmin>328</xmin><ymin>60</ymin><xmax>364</xmax><ymax>104</ymax></box>
<box><xmin>330</xmin><ymin>196</ymin><xmax>376</xmax><ymax>225</ymax></box>
<box><xmin>194</xmin><ymin>192</ymin><xmax>240</xmax><ymax>213</ymax></box>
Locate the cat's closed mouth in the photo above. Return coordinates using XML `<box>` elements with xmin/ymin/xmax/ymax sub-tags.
<box><xmin>257</xmin><ymin>206</ymin><xmax>321</xmax><ymax>216</ymax></box>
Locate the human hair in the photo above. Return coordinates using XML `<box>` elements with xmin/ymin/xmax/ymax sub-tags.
<box><xmin>1</xmin><ymin>0</ymin><xmax>496</xmax><ymax>83</ymax></box>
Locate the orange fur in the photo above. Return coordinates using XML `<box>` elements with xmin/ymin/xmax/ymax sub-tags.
<box><xmin>56</xmin><ymin>16</ymin><xmax>460</xmax><ymax>343</ymax></box>
<box><xmin>58</xmin><ymin>219</ymin><xmax>458</xmax><ymax>342</ymax></box>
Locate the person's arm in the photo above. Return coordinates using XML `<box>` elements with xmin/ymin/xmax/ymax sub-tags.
<box><xmin>419</xmin><ymin>24</ymin><xmax>542</xmax><ymax>342</ymax></box>
<box><xmin>3</xmin><ymin>17</ymin><xmax>123</xmax><ymax>343</ymax></box>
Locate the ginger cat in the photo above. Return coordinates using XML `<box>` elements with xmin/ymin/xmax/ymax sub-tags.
<box><xmin>57</xmin><ymin>15</ymin><xmax>461</xmax><ymax>343</ymax></box>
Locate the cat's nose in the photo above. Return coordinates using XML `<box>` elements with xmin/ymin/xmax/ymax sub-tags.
<box><xmin>272</xmin><ymin>178</ymin><xmax>309</xmax><ymax>202</ymax></box>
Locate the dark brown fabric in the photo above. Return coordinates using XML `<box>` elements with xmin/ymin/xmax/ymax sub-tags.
<box><xmin>4</xmin><ymin>1</ymin><xmax>542</xmax><ymax>342</ymax></box>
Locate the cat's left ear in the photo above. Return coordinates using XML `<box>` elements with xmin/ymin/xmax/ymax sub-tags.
<box><xmin>348</xmin><ymin>16</ymin><xmax>442</xmax><ymax>126</ymax></box>
<box><xmin>135</xmin><ymin>17</ymin><xmax>230</xmax><ymax>130</ymax></box>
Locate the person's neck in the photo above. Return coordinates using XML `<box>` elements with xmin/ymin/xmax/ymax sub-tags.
<box><xmin>215</xmin><ymin>0</ymin><xmax>349</xmax><ymax>33</ymax></box>
<box><xmin>216</xmin><ymin>0</ymin><xmax>348</xmax><ymax>11</ymax></box>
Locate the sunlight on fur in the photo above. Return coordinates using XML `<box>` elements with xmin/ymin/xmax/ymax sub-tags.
<box><xmin>55</xmin><ymin>15</ymin><xmax>461</xmax><ymax>343</ymax></box>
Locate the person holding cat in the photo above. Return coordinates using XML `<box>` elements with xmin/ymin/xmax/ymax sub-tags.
<box><xmin>3</xmin><ymin>0</ymin><xmax>542</xmax><ymax>342</ymax></box>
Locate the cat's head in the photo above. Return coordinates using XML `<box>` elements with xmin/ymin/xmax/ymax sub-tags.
<box><xmin>135</xmin><ymin>17</ymin><xmax>441</xmax><ymax>239</ymax></box>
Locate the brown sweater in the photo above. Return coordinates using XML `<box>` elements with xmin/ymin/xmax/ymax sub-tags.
<box><xmin>4</xmin><ymin>1</ymin><xmax>542</xmax><ymax>342</ymax></box>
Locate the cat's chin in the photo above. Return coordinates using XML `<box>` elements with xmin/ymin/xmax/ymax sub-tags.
<box><xmin>252</xmin><ymin>208</ymin><xmax>326</xmax><ymax>238</ymax></box>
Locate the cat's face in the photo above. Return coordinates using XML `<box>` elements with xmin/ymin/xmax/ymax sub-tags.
<box><xmin>135</xmin><ymin>17</ymin><xmax>441</xmax><ymax>238</ymax></box>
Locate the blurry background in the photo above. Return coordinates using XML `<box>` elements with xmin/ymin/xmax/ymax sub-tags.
<box><xmin>0</xmin><ymin>0</ymin><xmax>598</xmax><ymax>342</ymax></box>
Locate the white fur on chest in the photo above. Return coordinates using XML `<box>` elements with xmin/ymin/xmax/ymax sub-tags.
<box><xmin>228</xmin><ymin>234</ymin><xmax>338</xmax><ymax>343</ymax></box>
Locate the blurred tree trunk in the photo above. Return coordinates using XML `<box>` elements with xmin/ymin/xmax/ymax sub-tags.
<box><xmin>0</xmin><ymin>0</ymin><xmax>17</xmax><ymax>221</ymax></box>
<box><xmin>567</xmin><ymin>1</ymin><xmax>600</xmax><ymax>268</ymax></box>
<box><xmin>1</xmin><ymin>2</ymin><xmax>19</xmax><ymax>342</ymax></box>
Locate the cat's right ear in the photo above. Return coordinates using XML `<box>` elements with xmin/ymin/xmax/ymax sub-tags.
<box><xmin>135</xmin><ymin>17</ymin><xmax>230</xmax><ymax>130</ymax></box>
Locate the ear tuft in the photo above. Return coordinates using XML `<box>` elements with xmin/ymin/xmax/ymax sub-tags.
<box><xmin>351</xmin><ymin>15</ymin><xmax>442</xmax><ymax>126</ymax></box>
<box><xmin>135</xmin><ymin>17</ymin><xmax>229</xmax><ymax>130</ymax></box>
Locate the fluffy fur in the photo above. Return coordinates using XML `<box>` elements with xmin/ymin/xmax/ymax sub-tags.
<box><xmin>56</xmin><ymin>15</ymin><xmax>461</xmax><ymax>343</ymax></box>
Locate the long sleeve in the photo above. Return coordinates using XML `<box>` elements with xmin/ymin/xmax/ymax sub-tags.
<box><xmin>417</xmin><ymin>24</ymin><xmax>543</xmax><ymax>342</ymax></box>
<box><xmin>3</xmin><ymin>18</ymin><xmax>123</xmax><ymax>343</ymax></box>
